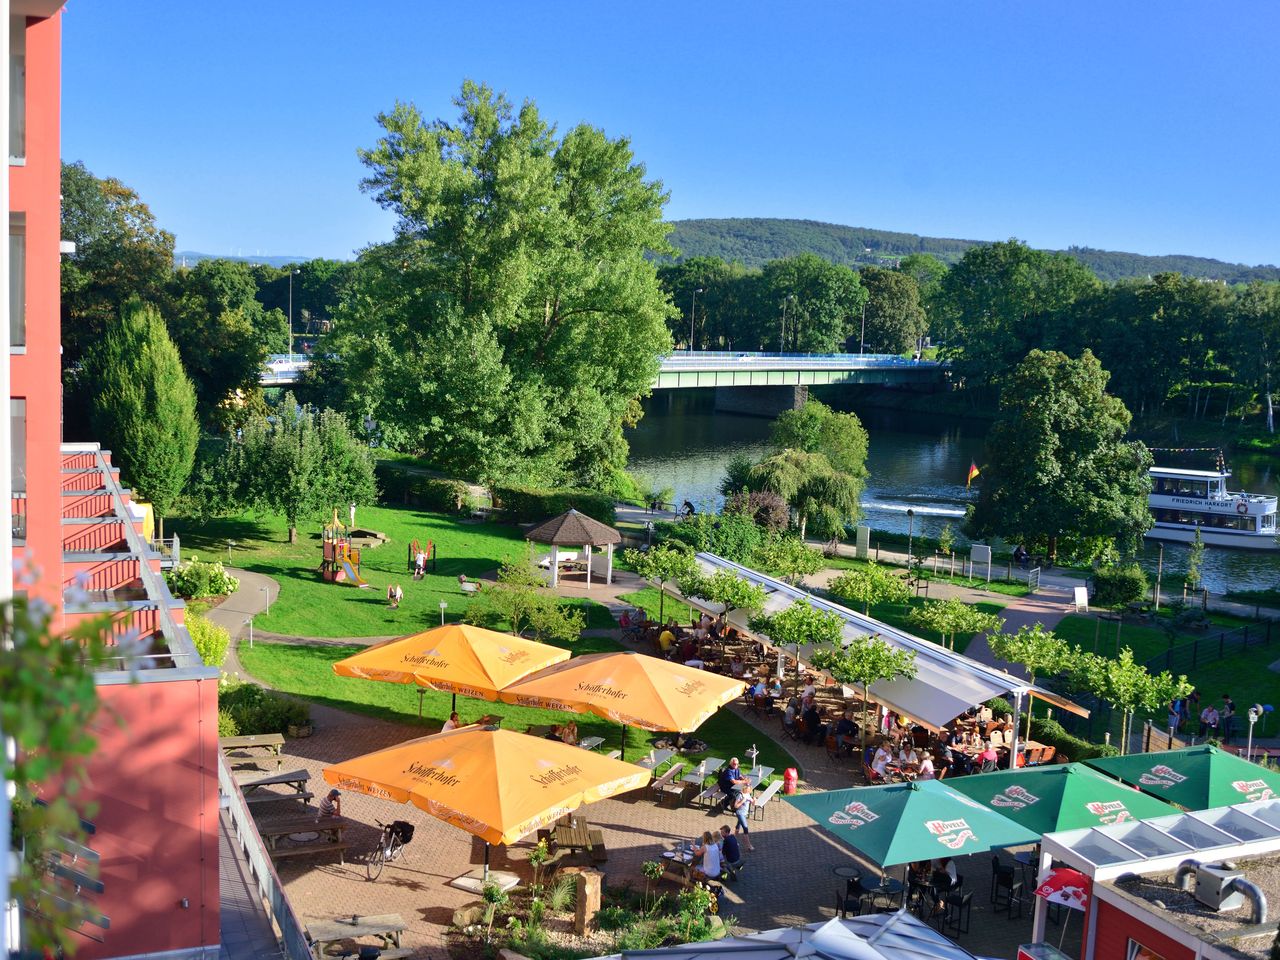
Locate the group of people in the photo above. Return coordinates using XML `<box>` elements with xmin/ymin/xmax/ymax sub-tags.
<box><xmin>1169</xmin><ymin>690</ymin><xmax>1245</xmax><ymax>743</ymax></box>
<box><xmin>690</xmin><ymin>825</ymin><xmax>747</xmax><ymax>883</ymax></box>
<box><xmin>713</xmin><ymin>757</ymin><xmax>758</xmax><ymax>850</ymax></box>
<box><xmin>644</xmin><ymin>611</ymin><xmax>742</xmax><ymax>669</ymax></box>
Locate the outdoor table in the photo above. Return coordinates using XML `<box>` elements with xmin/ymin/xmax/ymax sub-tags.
<box><xmin>257</xmin><ymin>814</ymin><xmax>352</xmax><ymax>863</ymax></box>
<box><xmin>660</xmin><ymin>843</ymin><xmax>697</xmax><ymax>887</ymax></box>
<box><xmin>219</xmin><ymin>733</ymin><xmax>284</xmax><ymax>770</ymax></box>
<box><xmin>635</xmin><ymin>749</ymin><xmax>675</xmax><ymax>771</ymax></box>
<box><xmin>307</xmin><ymin>913</ymin><xmax>406</xmax><ymax>959</ymax></box>
<box><xmin>859</xmin><ymin>875</ymin><xmax>905</xmax><ymax>908</ymax></box>
<box><xmin>554</xmin><ymin>821</ymin><xmax>595</xmax><ymax>852</ymax></box>
<box><xmin>234</xmin><ymin>768</ymin><xmax>311</xmax><ymax>796</ymax></box>
<box><xmin>745</xmin><ymin>765</ymin><xmax>774</xmax><ymax>788</ymax></box>
<box><xmin>525</xmin><ymin>724</ymin><xmax>556</xmax><ymax>738</ymax></box>
<box><xmin>578</xmin><ymin>736</ymin><xmax>605</xmax><ymax>751</ymax></box>
<box><xmin>680</xmin><ymin>757</ymin><xmax>725</xmax><ymax>786</ymax></box>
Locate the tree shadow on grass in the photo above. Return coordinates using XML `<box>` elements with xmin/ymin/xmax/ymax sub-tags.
<box><xmin>173</xmin><ymin>516</ymin><xmax>277</xmax><ymax>552</ymax></box>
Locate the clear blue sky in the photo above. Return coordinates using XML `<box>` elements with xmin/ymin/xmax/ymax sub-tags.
<box><xmin>62</xmin><ymin>1</ymin><xmax>1280</xmax><ymax>266</ymax></box>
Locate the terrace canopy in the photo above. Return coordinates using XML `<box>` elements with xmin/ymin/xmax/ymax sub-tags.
<box><xmin>323</xmin><ymin>725</ymin><xmax>650</xmax><ymax>881</ymax></box>
<box><xmin>525</xmin><ymin>508</ymin><xmax>622</xmax><ymax>588</ymax></box>
<box><xmin>945</xmin><ymin>762</ymin><xmax>1177</xmax><ymax>834</ymax></box>
<box><xmin>786</xmin><ymin>779</ymin><xmax>1039</xmax><ymax>868</ymax></box>
<box><xmin>1086</xmin><ymin>745</ymin><xmax>1280</xmax><ymax>810</ymax></box>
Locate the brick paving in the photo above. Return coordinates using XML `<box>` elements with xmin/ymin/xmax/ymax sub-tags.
<box><xmin>251</xmin><ymin>703</ymin><xmax>1065</xmax><ymax>960</ymax></box>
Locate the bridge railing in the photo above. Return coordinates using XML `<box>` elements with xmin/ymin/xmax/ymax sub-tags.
<box><xmin>659</xmin><ymin>352</ymin><xmax>940</xmax><ymax>369</ymax></box>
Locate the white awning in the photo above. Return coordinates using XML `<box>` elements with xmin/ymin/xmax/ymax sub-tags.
<box><xmin>690</xmin><ymin>553</ymin><xmax>1085</xmax><ymax>729</ymax></box>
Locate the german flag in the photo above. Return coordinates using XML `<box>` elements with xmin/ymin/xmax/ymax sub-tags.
<box><xmin>966</xmin><ymin>462</ymin><xmax>980</xmax><ymax>488</ymax></box>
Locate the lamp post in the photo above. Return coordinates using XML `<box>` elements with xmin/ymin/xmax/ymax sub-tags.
<box><xmin>689</xmin><ymin>288</ymin><xmax>703</xmax><ymax>352</ymax></box>
<box><xmin>779</xmin><ymin>294</ymin><xmax>795</xmax><ymax>353</ymax></box>
<box><xmin>287</xmin><ymin>267</ymin><xmax>301</xmax><ymax>358</ymax></box>
<box><xmin>439</xmin><ymin>600</ymin><xmax>447</xmax><ymax>626</ymax></box>
<box><xmin>1248</xmin><ymin>706</ymin><xmax>1260</xmax><ymax>762</ymax></box>
<box><xmin>906</xmin><ymin>508</ymin><xmax>915</xmax><ymax>577</ymax></box>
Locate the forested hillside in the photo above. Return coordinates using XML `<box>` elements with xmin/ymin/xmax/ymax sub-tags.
<box><xmin>667</xmin><ymin>218</ymin><xmax>1280</xmax><ymax>283</ymax></box>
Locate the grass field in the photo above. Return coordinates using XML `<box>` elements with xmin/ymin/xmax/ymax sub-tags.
<box><xmin>617</xmin><ymin>586</ymin><xmax>694</xmax><ymax>624</ymax></box>
<box><xmin>171</xmin><ymin>505</ymin><xmax>614</xmax><ymax>637</ymax></box>
<box><xmin>239</xmin><ymin>640</ymin><xmax>799</xmax><ymax>777</ymax></box>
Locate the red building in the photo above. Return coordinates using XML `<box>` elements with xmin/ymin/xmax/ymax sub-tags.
<box><xmin>5</xmin><ymin>4</ymin><xmax>221</xmax><ymax>958</ymax></box>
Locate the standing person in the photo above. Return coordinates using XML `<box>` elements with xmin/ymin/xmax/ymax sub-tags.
<box><xmin>1199</xmin><ymin>702</ymin><xmax>1220</xmax><ymax>740</ymax></box>
<box><xmin>386</xmin><ymin>584</ymin><xmax>397</xmax><ymax>607</ymax></box>
<box><xmin>731</xmin><ymin>791</ymin><xmax>755</xmax><ymax>851</ymax></box>
<box><xmin>1221</xmin><ymin>694</ymin><xmax>1236</xmax><ymax>743</ymax></box>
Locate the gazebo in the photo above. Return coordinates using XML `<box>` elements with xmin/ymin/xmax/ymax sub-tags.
<box><xmin>525</xmin><ymin>508</ymin><xmax>622</xmax><ymax>588</ymax></box>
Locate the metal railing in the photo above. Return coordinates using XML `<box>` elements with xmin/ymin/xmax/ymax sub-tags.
<box><xmin>152</xmin><ymin>533</ymin><xmax>181</xmax><ymax>567</ymax></box>
<box><xmin>12</xmin><ymin>491</ymin><xmax>25</xmax><ymax>543</ymax></box>
<box><xmin>217</xmin><ymin>754</ymin><xmax>311</xmax><ymax>960</ymax></box>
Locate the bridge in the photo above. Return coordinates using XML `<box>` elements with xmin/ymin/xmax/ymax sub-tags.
<box><xmin>261</xmin><ymin>351</ymin><xmax>944</xmax><ymax>392</ymax></box>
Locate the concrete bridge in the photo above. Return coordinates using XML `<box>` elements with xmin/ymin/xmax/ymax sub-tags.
<box><xmin>261</xmin><ymin>350</ymin><xmax>944</xmax><ymax>413</ymax></box>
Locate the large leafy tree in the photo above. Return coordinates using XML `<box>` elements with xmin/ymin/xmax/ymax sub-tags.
<box><xmin>753</xmin><ymin>254</ymin><xmax>867</xmax><ymax>353</ymax></box>
<box><xmin>60</xmin><ymin>161</ymin><xmax>175</xmax><ymax>366</ymax></box>
<box><xmin>968</xmin><ymin>349</ymin><xmax>1152</xmax><ymax>564</ymax></box>
<box><xmin>856</xmin><ymin>266</ymin><xmax>927</xmax><ymax>354</ymax></box>
<box><xmin>770</xmin><ymin>399</ymin><xmax>869</xmax><ymax>479</ymax></box>
<box><xmin>810</xmin><ymin>634</ymin><xmax>916</xmax><ymax>748</ymax></box>
<box><xmin>657</xmin><ymin>255</ymin><xmax>754</xmax><ymax>350</ymax></box>
<box><xmin>751</xmin><ymin>449</ymin><xmax>861</xmax><ymax>541</ymax></box>
<box><xmin>988</xmin><ymin>624</ymin><xmax>1077</xmax><ymax>740</ymax></box>
<box><xmin>1229</xmin><ymin>282</ymin><xmax>1280</xmax><ymax>433</ymax></box>
<box><xmin>935</xmin><ymin>239</ymin><xmax>1098</xmax><ymax>392</ymax></box>
<box><xmin>334</xmin><ymin>81</ymin><xmax>674</xmax><ymax>484</ymax></box>
<box><xmin>82</xmin><ymin>298</ymin><xmax>199</xmax><ymax>537</ymax></box>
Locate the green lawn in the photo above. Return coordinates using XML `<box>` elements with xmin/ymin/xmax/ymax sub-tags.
<box><xmin>823</xmin><ymin>587</ymin><xmax>1007</xmax><ymax>656</ymax></box>
<box><xmin>172</xmin><ymin>505</ymin><xmax>615</xmax><ymax>638</ymax></box>
<box><xmin>617</xmin><ymin>587</ymin><xmax>694</xmax><ymax>624</ymax></box>
<box><xmin>820</xmin><ymin>555</ymin><xmax>1031</xmax><ymax>598</ymax></box>
<box><xmin>239</xmin><ymin>641</ymin><xmax>799</xmax><ymax>777</ymax></box>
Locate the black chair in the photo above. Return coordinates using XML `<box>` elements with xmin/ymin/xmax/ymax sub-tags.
<box><xmin>938</xmin><ymin>891</ymin><xmax>973</xmax><ymax>935</ymax></box>
<box><xmin>994</xmin><ymin>880</ymin><xmax>1024</xmax><ymax>918</ymax></box>
<box><xmin>990</xmin><ymin>856</ymin><xmax>1015</xmax><ymax>904</ymax></box>
<box><xmin>834</xmin><ymin>878</ymin><xmax>862</xmax><ymax>919</ymax></box>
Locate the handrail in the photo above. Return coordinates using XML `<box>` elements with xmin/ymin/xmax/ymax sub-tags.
<box><xmin>217</xmin><ymin>754</ymin><xmax>312</xmax><ymax>960</ymax></box>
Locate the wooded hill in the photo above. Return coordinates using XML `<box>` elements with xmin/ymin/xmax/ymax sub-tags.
<box><xmin>666</xmin><ymin>218</ymin><xmax>1280</xmax><ymax>283</ymax></box>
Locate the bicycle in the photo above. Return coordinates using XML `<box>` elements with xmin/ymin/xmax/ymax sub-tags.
<box><xmin>366</xmin><ymin>819</ymin><xmax>414</xmax><ymax>881</ymax></box>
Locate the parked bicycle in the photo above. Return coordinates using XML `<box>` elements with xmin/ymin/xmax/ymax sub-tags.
<box><xmin>366</xmin><ymin>819</ymin><xmax>414</xmax><ymax>881</ymax></box>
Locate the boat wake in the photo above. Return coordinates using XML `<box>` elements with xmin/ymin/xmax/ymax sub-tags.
<box><xmin>860</xmin><ymin>499</ymin><xmax>967</xmax><ymax>518</ymax></box>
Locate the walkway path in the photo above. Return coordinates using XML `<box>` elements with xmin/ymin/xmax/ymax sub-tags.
<box><xmin>217</xmin><ymin>812</ymin><xmax>281</xmax><ymax>960</ymax></box>
<box><xmin>205</xmin><ymin>568</ymin><xmax>279</xmax><ymax>681</ymax></box>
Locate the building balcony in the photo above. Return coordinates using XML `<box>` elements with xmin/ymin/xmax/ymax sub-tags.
<box><xmin>12</xmin><ymin>490</ymin><xmax>26</xmax><ymax>543</ymax></box>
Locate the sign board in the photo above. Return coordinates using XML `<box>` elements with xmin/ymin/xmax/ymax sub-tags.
<box><xmin>971</xmin><ymin>544</ymin><xmax>992</xmax><ymax>583</ymax></box>
<box><xmin>855</xmin><ymin>524</ymin><xmax>870</xmax><ymax>560</ymax></box>
<box><xmin>1073</xmin><ymin>586</ymin><xmax>1089</xmax><ymax>612</ymax></box>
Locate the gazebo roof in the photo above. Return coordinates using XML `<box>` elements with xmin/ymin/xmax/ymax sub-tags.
<box><xmin>525</xmin><ymin>508</ymin><xmax>621</xmax><ymax>546</ymax></box>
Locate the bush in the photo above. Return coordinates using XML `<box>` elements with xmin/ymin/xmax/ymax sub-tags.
<box><xmin>164</xmin><ymin>554</ymin><xmax>239</xmax><ymax>600</ymax></box>
<box><xmin>594</xmin><ymin>905</ymin><xmax>639</xmax><ymax>932</ymax></box>
<box><xmin>1030</xmin><ymin>716</ymin><xmax>1118</xmax><ymax>761</ymax></box>
<box><xmin>1091</xmin><ymin>563</ymin><xmax>1149</xmax><ymax>609</ymax></box>
<box><xmin>188</xmin><ymin>614</ymin><xmax>230</xmax><ymax>667</ymax></box>
<box><xmin>657</xmin><ymin>512</ymin><xmax>764</xmax><ymax>564</ymax></box>
<box><xmin>491</xmin><ymin>485</ymin><xmax>616</xmax><ymax>525</ymax></box>
<box><xmin>217</xmin><ymin>708</ymin><xmax>238</xmax><ymax>737</ymax></box>
<box><xmin>375</xmin><ymin>463</ymin><xmax>472</xmax><ymax>513</ymax></box>
<box><xmin>220</xmin><ymin>681</ymin><xmax>310</xmax><ymax>734</ymax></box>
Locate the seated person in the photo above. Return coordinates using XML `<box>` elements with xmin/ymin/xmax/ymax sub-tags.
<box><xmin>898</xmin><ymin>744</ymin><xmax>920</xmax><ymax>767</ymax></box>
<box><xmin>749</xmin><ymin>678</ymin><xmax>768</xmax><ymax>699</ymax></box>
<box><xmin>768</xmin><ymin>677</ymin><xmax>783</xmax><ymax>700</ymax></box>
<box><xmin>801</xmin><ymin>697</ymin><xmax>826</xmax><ymax>745</ymax></box>
<box><xmin>560</xmin><ymin>720</ymin><xmax>578</xmax><ymax>745</ymax></box>
<box><xmin>676</xmin><ymin>635</ymin><xmax>697</xmax><ymax>663</ymax></box>
<box><xmin>916</xmin><ymin>753</ymin><xmax>936</xmax><ymax>779</ymax></box>
<box><xmin>729</xmin><ymin>654</ymin><xmax>747</xmax><ymax>679</ymax></box>
<box><xmin>683</xmin><ymin>655</ymin><xmax>705</xmax><ymax>670</ymax></box>
<box><xmin>978</xmin><ymin>741</ymin><xmax>1000</xmax><ymax>772</ymax></box>
<box><xmin>692</xmin><ymin>830</ymin><xmax>722</xmax><ymax>882</ymax></box>
<box><xmin>932</xmin><ymin>856</ymin><xmax>958</xmax><ymax>891</ymax></box>
<box><xmin>834</xmin><ymin>712</ymin><xmax>858</xmax><ymax>751</ymax></box>
<box><xmin>782</xmin><ymin>697</ymin><xmax>800</xmax><ymax>729</ymax></box>
<box><xmin>717</xmin><ymin>758</ymin><xmax>750</xmax><ymax>811</ymax></box>
<box><xmin>441</xmin><ymin>711</ymin><xmax>461</xmax><ymax>732</ymax></box>
<box><xmin>719</xmin><ymin>825</ymin><xmax>744</xmax><ymax>877</ymax></box>
<box><xmin>872</xmin><ymin>742</ymin><xmax>893</xmax><ymax>779</ymax></box>
<box><xmin>657</xmin><ymin>627</ymin><xmax>676</xmax><ymax>654</ymax></box>
<box><xmin>318</xmin><ymin>788</ymin><xmax>342</xmax><ymax>818</ymax></box>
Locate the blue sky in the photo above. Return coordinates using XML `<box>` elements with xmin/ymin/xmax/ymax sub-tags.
<box><xmin>63</xmin><ymin>1</ymin><xmax>1280</xmax><ymax>265</ymax></box>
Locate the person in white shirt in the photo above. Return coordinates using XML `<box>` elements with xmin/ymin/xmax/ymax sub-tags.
<box><xmin>872</xmin><ymin>743</ymin><xmax>893</xmax><ymax>778</ymax></box>
<box><xmin>899</xmin><ymin>745</ymin><xmax>920</xmax><ymax>767</ymax></box>
<box><xmin>441</xmin><ymin>711</ymin><xmax>461</xmax><ymax>732</ymax></box>
<box><xmin>916</xmin><ymin>754</ymin><xmax>936</xmax><ymax>779</ymax></box>
<box><xmin>802</xmin><ymin>676</ymin><xmax>817</xmax><ymax>699</ymax></box>
<box><xmin>684</xmin><ymin>657</ymin><xmax>705</xmax><ymax>670</ymax></box>
<box><xmin>692</xmin><ymin>830</ymin><xmax>722</xmax><ymax>881</ymax></box>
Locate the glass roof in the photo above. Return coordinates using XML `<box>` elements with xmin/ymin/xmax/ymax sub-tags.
<box><xmin>1047</xmin><ymin>799</ymin><xmax>1280</xmax><ymax>871</ymax></box>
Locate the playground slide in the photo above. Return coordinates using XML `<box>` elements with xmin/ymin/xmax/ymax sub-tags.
<box><xmin>340</xmin><ymin>560</ymin><xmax>368</xmax><ymax>586</ymax></box>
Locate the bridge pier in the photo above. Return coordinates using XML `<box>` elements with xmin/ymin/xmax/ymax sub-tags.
<box><xmin>713</xmin><ymin>385</ymin><xmax>808</xmax><ymax>418</ymax></box>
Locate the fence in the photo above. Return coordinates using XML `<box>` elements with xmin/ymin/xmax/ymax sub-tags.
<box><xmin>217</xmin><ymin>753</ymin><xmax>312</xmax><ymax>960</ymax></box>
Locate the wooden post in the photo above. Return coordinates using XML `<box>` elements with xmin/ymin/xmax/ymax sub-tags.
<box><xmin>574</xmin><ymin>869</ymin><xmax>603</xmax><ymax>935</ymax></box>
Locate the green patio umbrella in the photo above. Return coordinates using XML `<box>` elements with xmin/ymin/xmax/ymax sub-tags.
<box><xmin>786</xmin><ymin>779</ymin><xmax>1040</xmax><ymax>868</ymax></box>
<box><xmin>1086</xmin><ymin>746</ymin><xmax>1280</xmax><ymax>810</ymax></box>
<box><xmin>946</xmin><ymin>763</ymin><xmax>1177</xmax><ymax>833</ymax></box>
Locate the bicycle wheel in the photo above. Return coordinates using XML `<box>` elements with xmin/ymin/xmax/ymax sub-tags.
<box><xmin>388</xmin><ymin>835</ymin><xmax>404</xmax><ymax>864</ymax></box>
<box><xmin>366</xmin><ymin>837</ymin><xmax>387</xmax><ymax>881</ymax></box>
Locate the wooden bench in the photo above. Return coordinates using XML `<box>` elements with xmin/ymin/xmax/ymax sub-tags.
<box><xmin>270</xmin><ymin>841</ymin><xmax>351</xmax><ymax>863</ymax></box>
<box><xmin>246</xmin><ymin>790</ymin><xmax>314</xmax><ymax>807</ymax></box>
<box><xmin>220</xmin><ymin>733</ymin><xmax>285</xmax><ymax>770</ymax></box>
<box><xmin>752</xmin><ymin>780</ymin><xmax>783</xmax><ymax>821</ymax></box>
<box><xmin>588</xmin><ymin>829</ymin><xmax>607</xmax><ymax>863</ymax></box>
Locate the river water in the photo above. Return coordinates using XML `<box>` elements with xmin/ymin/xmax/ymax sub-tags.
<box><xmin>625</xmin><ymin>389</ymin><xmax>1280</xmax><ymax>594</ymax></box>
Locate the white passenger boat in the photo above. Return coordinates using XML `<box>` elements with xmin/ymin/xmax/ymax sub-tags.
<box><xmin>1147</xmin><ymin>466</ymin><xmax>1278</xmax><ymax>550</ymax></box>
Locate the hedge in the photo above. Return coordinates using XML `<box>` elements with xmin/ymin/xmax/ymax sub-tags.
<box><xmin>491</xmin><ymin>485</ymin><xmax>616</xmax><ymax>525</ymax></box>
<box><xmin>983</xmin><ymin>698</ymin><xmax>1118</xmax><ymax>761</ymax></box>
<box><xmin>375</xmin><ymin>463</ymin><xmax>472</xmax><ymax>514</ymax></box>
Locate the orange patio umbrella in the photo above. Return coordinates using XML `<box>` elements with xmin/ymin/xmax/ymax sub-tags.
<box><xmin>332</xmin><ymin>623</ymin><xmax>570</xmax><ymax>712</ymax></box>
<box><xmin>322</xmin><ymin>725</ymin><xmax>650</xmax><ymax>877</ymax></box>
<box><xmin>497</xmin><ymin>651</ymin><xmax>747</xmax><ymax>756</ymax></box>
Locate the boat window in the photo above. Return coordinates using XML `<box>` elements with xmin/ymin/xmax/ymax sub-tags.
<box><xmin>1174</xmin><ymin>479</ymin><xmax>1209</xmax><ymax>498</ymax></box>
<box><xmin>1152</xmin><ymin>510</ymin><xmax>1257</xmax><ymax>532</ymax></box>
<box><xmin>1265</xmin><ymin>515</ymin><xmax>1276</xmax><ymax>530</ymax></box>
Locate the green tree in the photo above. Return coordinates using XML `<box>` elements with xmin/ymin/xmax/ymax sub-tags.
<box><xmin>1231</xmin><ymin>282</ymin><xmax>1280</xmax><ymax>433</ymax></box>
<box><xmin>857</xmin><ymin>266</ymin><xmax>928</xmax><ymax>354</ymax></box>
<box><xmin>896</xmin><ymin>252</ymin><xmax>947</xmax><ymax>305</ymax></box>
<box><xmin>987</xmin><ymin>625</ymin><xmax>1077</xmax><ymax>740</ymax></box>
<box><xmin>165</xmin><ymin>299</ymin><xmax>265</xmax><ymax>427</ymax></box>
<box><xmin>172</xmin><ymin>258</ymin><xmax>288</xmax><ymax>355</ymax></box>
<box><xmin>1071</xmin><ymin>648</ymin><xmax>1191</xmax><ymax>754</ymax></box>
<box><xmin>770</xmin><ymin>399</ymin><xmax>870</xmax><ymax>479</ymax></box>
<box><xmin>749</xmin><ymin>601</ymin><xmax>846</xmax><ymax>657</ymax></box>
<box><xmin>465</xmin><ymin>556</ymin><xmax>586</xmax><ymax>643</ymax></box>
<box><xmin>810</xmin><ymin>633</ymin><xmax>916</xmax><ymax>749</ymax></box>
<box><xmin>826</xmin><ymin>562</ymin><xmax>911</xmax><ymax>614</ymax></box>
<box><xmin>755</xmin><ymin>254</ymin><xmax>867</xmax><ymax>352</ymax></box>
<box><xmin>60</xmin><ymin>160</ymin><xmax>175</xmax><ymax>366</ymax></box>
<box><xmin>968</xmin><ymin>349</ymin><xmax>1152</xmax><ymax>564</ymax></box>
<box><xmin>623</xmin><ymin>545</ymin><xmax>699</xmax><ymax>622</ymax></box>
<box><xmin>82</xmin><ymin>298</ymin><xmax>199</xmax><ymax>538</ymax></box>
<box><xmin>749</xmin><ymin>533</ymin><xmax>824</xmax><ymax>585</ymax></box>
<box><xmin>906</xmin><ymin>598</ymin><xmax>1003</xmax><ymax>651</ymax></box>
<box><xmin>677</xmin><ymin>568</ymin><xmax>767</xmax><ymax>622</ymax></box>
<box><xmin>341</xmin><ymin>82</ymin><xmax>674</xmax><ymax>484</ymax></box>
<box><xmin>657</xmin><ymin>255</ymin><xmax>753</xmax><ymax>350</ymax></box>
<box><xmin>1186</xmin><ymin>527</ymin><xmax>1205</xmax><ymax>590</ymax></box>
<box><xmin>751</xmin><ymin>449</ymin><xmax>862</xmax><ymax>541</ymax></box>
<box><xmin>220</xmin><ymin>395</ymin><xmax>377</xmax><ymax>543</ymax></box>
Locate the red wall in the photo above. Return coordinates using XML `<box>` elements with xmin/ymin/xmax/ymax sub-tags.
<box><xmin>79</xmin><ymin>677</ymin><xmax>221</xmax><ymax>960</ymax></box>
<box><xmin>1092</xmin><ymin>899</ymin><xmax>1196</xmax><ymax>960</ymax></box>
<box><xmin>10</xmin><ymin>11</ymin><xmax>64</xmax><ymax>618</ymax></box>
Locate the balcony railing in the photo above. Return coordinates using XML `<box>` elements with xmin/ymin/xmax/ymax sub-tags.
<box><xmin>12</xmin><ymin>491</ymin><xmax>26</xmax><ymax>543</ymax></box>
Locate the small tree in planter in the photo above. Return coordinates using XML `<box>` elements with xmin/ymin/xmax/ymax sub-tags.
<box><xmin>827</xmin><ymin>562</ymin><xmax>910</xmax><ymax>615</ymax></box>
<box><xmin>811</xmin><ymin>634</ymin><xmax>917</xmax><ymax>750</ymax></box>
<box><xmin>624</xmin><ymin>545</ymin><xmax>699</xmax><ymax>622</ymax></box>
<box><xmin>938</xmin><ymin>523</ymin><xmax>956</xmax><ymax>576</ymax></box>
<box><xmin>641</xmin><ymin>860</ymin><xmax>665</xmax><ymax>912</ymax></box>
<box><xmin>481</xmin><ymin>882</ymin><xmax>510</xmax><ymax>942</ymax></box>
<box><xmin>988</xmin><ymin>624</ymin><xmax>1077</xmax><ymax>741</ymax></box>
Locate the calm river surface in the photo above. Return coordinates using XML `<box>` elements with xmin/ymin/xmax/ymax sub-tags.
<box><xmin>625</xmin><ymin>389</ymin><xmax>1280</xmax><ymax>594</ymax></box>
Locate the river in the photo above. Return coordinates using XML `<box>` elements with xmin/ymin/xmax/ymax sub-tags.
<box><xmin>625</xmin><ymin>389</ymin><xmax>1280</xmax><ymax>595</ymax></box>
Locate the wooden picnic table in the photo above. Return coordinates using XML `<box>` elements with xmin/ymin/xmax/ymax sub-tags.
<box><xmin>680</xmin><ymin>757</ymin><xmax>725</xmax><ymax>785</ymax></box>
<box><xmin>235</xmin><ymin>768</ymin><xmax>313</xmax><ymax>806</ymax></box>
<box><xmin>554</xmin><ymin>821</ymin><xmax>594</xmax><ymax>851</ymax></box>
<box><xmin>307</xmin><ymin>913</ymin><xmax>407</xmax><ymax>960</ymax></box>
<box><xmin>258</xmin><ymin>814</ymin><xmax>352</xmax><ymax>864</ymax></box>
<box><xmin>219</xmin><ymin>733</ymin><xmax>285</xmax><ymax>769</ymax></box>
<box><xmin>635</xmin><ymin>749</ymin><xmax>675</xmax><ymax>771</ymax></box>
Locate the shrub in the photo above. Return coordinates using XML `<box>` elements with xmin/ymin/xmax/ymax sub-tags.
<box><xmin>595</xmin><ymin>905</ymin><xmax>639</xmax><ymax>932</ymax></box>
<box><xmin>217</xmin><ymin>708</ymin><xmax>238</xmax><ymax>737</ymax></box>
<box><xmin>375</xmin><ymin>464</ymin><xmax>472</xmax><ymax>513</ymax></box>
<box><xmin>491</xmin><ymin>485</ymin><xmax>616</xmax><ymax>525</ymax></box>
<box><xmin>1091</xmin><ymin>563</ymin><xmax>1149</xmax><ymax>609</ymax></box>
<box><xmin>220</xmin><ymin>681</ymin><xmax>310</xmax><ymax>734</ymax></box>
<box><xmin>1030</xmin><ymin>716</ymin><xmax>1118</xmax><ymax>761</ymax></box>
<box><xmin>164</xmin><ymin>554</ymin><xmax>239</xmax><ymax>600</ymax></box>
<box><xmin>724</xmin><ymin>489</ymin><xmax>789</xmax><ymax>533</ymax></box>
<box><xmin>187</xmin><ymin>614</ymin><xmax>230</xmax><ymax>667</ymax></box>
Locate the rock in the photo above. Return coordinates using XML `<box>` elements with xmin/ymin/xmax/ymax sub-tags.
<box><xmin>452</xmin><ymin>902</ymin><xmax>486</xmax><ymax>928</ymax></box>
<box><xmin>574</xmin><ymin>868</ymin><xmax>603</xmax><ymax>936</ymax></box>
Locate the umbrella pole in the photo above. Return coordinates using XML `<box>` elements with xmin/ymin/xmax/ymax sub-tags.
<box><xmin>621</xmin><ymin>723</ymin><xmax>627</xmax><ymax>761</ymax></box>
<box><xmin>1058</xmin><ymin>908</ymin><xmax>1071</xmax><ymax>950</ymax></box>
<box><xmin>452</xmin><ymin>692</ymin><xmax>457</xmax><ymax>714</ymax></box>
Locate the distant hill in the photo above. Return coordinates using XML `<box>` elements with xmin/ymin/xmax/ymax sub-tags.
<box><xmin>665</xmin><ymin>218</ymin><xmax>1280</xmax><ymax>284</ymax></box>
<box><xmin>174</xmin><ymin>251</ymin><xmax>315</xmax><ymax>269</ymax></box>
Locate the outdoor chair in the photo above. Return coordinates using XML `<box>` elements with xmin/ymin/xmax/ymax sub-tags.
<box><xmin>990</xmin><ymin>857</ymin><xmax>1016</xmax><ymax>904</ymax></box>
<box><xmin>863</xmin><ymin>763</ymin><xmax>885</xmax><ymax>786</ymax></box>
<box><xmin>938</xmin><ymin>891</ymin><xmax>973</xmax><ymax>935</ymax></box>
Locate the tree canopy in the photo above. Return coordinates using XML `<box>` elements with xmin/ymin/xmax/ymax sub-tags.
<box><xmin>827</xmin><ymin>562</ymin><xmax>911</xmax><ymax>614</ymax></box>
<box><xmin>968</xmin><ymin>349</ymin><xmax>1152</xmax><ymax>563</ymax></box>
<box><xmin>857</xmin><ymin>266</ymin><xmax>927</xmax><ymax>354</ymax></box>
<box><xmin>320</xmin><ymin>81</ymin><xmax>674</xmax><ymax>484</ymax></box>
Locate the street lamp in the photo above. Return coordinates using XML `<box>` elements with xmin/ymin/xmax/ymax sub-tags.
<box><xmin>906</xmin><ymin>508</ymin><xmax>915</xmax><ymax>576</ymax></box>
<box><xmin>287</xmin><ymin>268</ymin><xmax>301</xmax><ymax>358</ymax></box>
<box><xmin>1248</xmin><ymin>705</ymin><xmax>1260</xmax><ymax>762</ymax></box>
<box><xmin>689</xmin><ymin>288</ymin><xmax>703</xmax><ymax>352</ymax></box>
<box><xmin>439</xmin><ymin>600</ymin><xmax>448</xmax><ymax>626</ymax></box>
